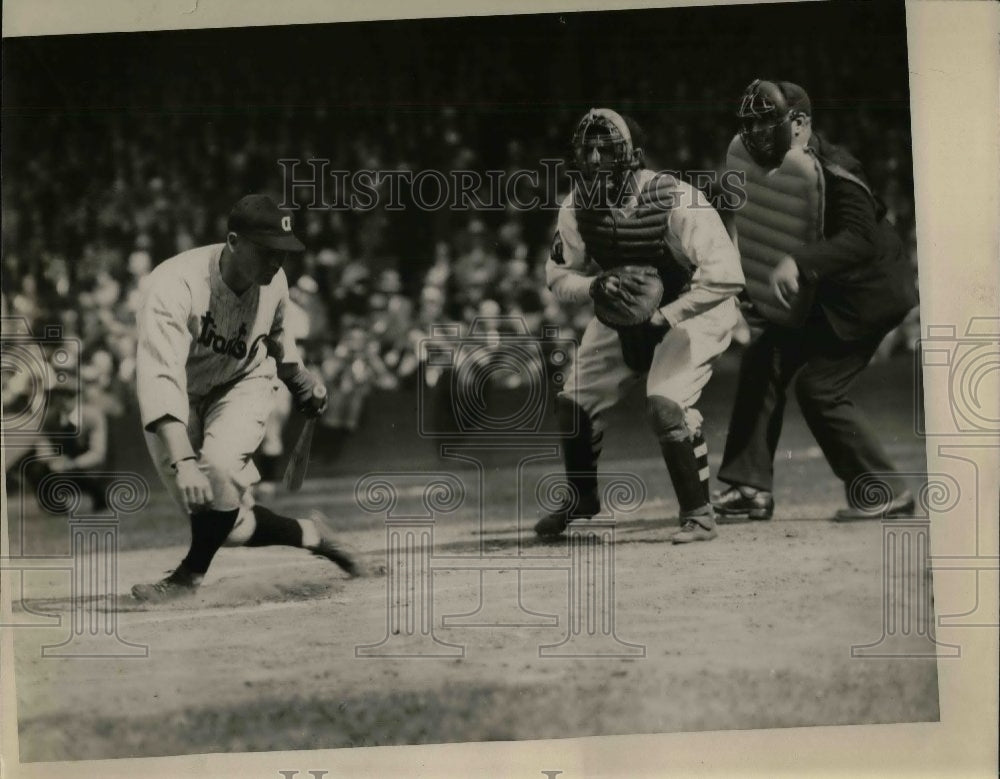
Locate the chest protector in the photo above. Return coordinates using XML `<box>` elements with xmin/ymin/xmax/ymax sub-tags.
<box><xmin>726</xmin><ymin>135</ymin><xmax>825</xmax><ymax>326</ymax></box>
<box><xmin>574</xmin><ymin>174</ymin><xmax>693</xmax><ymax>304</ymax></box>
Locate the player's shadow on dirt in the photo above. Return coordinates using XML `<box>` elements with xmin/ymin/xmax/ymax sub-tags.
<box><xmin>114</xmin><ymin>574</ymin><xmax>350</xmax><ymax>612</ymax></box>
<box><xmin>434</xmin><ymin>516</ymin><xmax>692</xmax><ymax>554</ymax></box>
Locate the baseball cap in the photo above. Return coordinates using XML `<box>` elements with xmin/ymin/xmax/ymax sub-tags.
<box><xmin>775</xmin><ymin>81</ymin><xmax>812</xmax><ymax>118</ymax></box>
<box><xmin>227</xmin><ymin>194</ymin><xmax>305</xmax><ymax>252</ymax></box>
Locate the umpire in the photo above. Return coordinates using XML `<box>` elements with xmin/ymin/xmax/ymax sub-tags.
<box><xmin>713</xmin><ymin>79</ymin><xmax>918</xmax><ymax>521</ymax></box>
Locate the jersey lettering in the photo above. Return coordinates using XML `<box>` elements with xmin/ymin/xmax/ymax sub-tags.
<box><xmin>198</xmin><ymin>311</ymin><xmax>250</xmax><ymax>359</ymax></box>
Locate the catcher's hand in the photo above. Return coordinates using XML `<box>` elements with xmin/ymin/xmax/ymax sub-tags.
<box><xmin>590</xmin><ymin>265</ymin><xmax>665</xmax><ymax>328</ymax></box>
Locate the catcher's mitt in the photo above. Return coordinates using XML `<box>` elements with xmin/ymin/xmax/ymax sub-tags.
<box><xmin>590</xmin><ymin>265</ymin><xmax>664</xmax><ymax>328</ymax></box>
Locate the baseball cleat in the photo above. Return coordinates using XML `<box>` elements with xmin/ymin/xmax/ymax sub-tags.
<box><xmin>131</xmin><ymin>563</ymin><xmax>203</xmax><ymax>604</ymax></box>
<box><xmin>307</xmin><ymin>512</ymin><xmax>362</xmax><ymax>577</ymax></box>
<box><xmin>534</xmin><ymin>491</ymin><xmax>601</xmax><ymax>539</ymax></box>
<box><xmin>671</xmin><ymin>507</ymin><xmax>718</xmax><ymax>544</ymax></box>
<box><xmin>711</xmin><ymin>485</ymin><xmax>774</xmax><ymax>520</ymax></box>
<box><xmin>833</xmin><ymin>490</ymin><xmax>915</xmax><ymax>522</ymax></box>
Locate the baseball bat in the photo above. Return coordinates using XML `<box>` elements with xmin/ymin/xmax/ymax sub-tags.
<box><xmin>263</xmin><ymin>336</ymin><xmax>322</xmax><ymax>493</ymax></box>
<box><xmin>282</xmin><ymin>382</ymin><xmax>326</xmax><ymax>492</ymax></box>
<box><xmin>282</xmin><ymin>416</ymin><xmax>317</xmax><ymax>492</ymax></box>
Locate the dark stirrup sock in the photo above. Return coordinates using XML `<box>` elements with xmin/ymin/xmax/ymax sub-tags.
<box><xmin>182</xmin><ymin>507</ymin><xmax>240</xmax><ymax>575</ymax></box>
<box><xmin>246</xmin><ymin>504</ymin><xmax>305</xmax><ymax>548</ymax></box>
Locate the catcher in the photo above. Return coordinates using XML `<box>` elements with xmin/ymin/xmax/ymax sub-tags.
<box><xmin>537</xmin><ymin>108</ymin><xmax>744</xmax><ymax>543</ymax></box>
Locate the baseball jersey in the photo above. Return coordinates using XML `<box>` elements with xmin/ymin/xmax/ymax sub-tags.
<box><xmin>136</xmin><ymin>243</ymin><xmax>301</xmax><ymax>431</ymax></box>
<box><xmin>546</xmin><ymin>169</ymin><xmax>744</xmax><ymax>327</ymax></box>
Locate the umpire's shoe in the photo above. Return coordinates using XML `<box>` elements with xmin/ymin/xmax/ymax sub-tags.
<box><xmin>131</xmin><ymin>562</ymin><xmax>203</xmax><ymax>604</ymax></box>
<box><xmin>833</xmin><ymin>490</ymin><xmax>916</xmax><ymax>522</ymax></box>
<box><xmin>534</xmin><ymin>491</ymin><xmax>601</xmax><ymax>539</ymax></box>
<box><xmin>712</xmin><ymin>485</ymin><xmax>774</xmax><ymax>520</ymax></box>
<box><xmin>307</xmin><ymin>512</ymin><xmax>362</xmax><ymax>577</ymax></box>
<box><xmin>671</xmin><ymin>506</ymin><xmax>718</xmax><ymax>544</ymax></box>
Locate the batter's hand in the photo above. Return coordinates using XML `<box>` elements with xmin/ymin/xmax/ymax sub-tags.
<box><xmin>277</xmin><ymin>364</ymin><xmax>328</xmax><ymax>418</ymax></box>
<box><xmin>300</xmin><ymin>381</ymin><xmax>328</xmax><ymax>419</ymax></box>
<box><xmin>770</xmin><ymin>255</ymin><xmax>801</xmax><ymax>310</ymax></box>
<box><xmin>174</xmin><ymin>459</ymin><xmax>214</xmax><ymax>511</ymax></box>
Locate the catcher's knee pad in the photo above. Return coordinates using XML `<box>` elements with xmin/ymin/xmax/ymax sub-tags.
<box><xmin>646</xmin><ymin>395</ymin><xmax>690</xmax><ymax>443</ymax></box>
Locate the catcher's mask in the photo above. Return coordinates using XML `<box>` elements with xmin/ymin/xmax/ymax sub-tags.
<box><xmin>737</xmin><ymin>79</ymin><xmax>812</xmax><ymax>169</ymax></box>
<box><xmin>570</xmin><ymin>108</ymin><xmax>643</xmax><ymax>202</ymax></box>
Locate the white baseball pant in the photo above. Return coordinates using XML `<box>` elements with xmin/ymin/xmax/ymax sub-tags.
<box><xmin>560</xmin><ymin>297</ymin><xmax>738</xmax><ymax>436</ymax></box>
<box><xmin>144</xmin><ymin>376</ymin><xmax>278</xmax><ymax>544</ymax></box>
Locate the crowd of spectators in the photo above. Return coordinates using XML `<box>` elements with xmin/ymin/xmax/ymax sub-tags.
<box><xmin>2</xmin><ymin>7</ymin><xmax>920</xmax><ymax>448</ymax></box>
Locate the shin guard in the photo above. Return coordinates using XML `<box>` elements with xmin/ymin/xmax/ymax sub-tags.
<box><xmin>648</xmin><ymin>395</ymin><xmax>710</xmax><ymax>514</ymax></box>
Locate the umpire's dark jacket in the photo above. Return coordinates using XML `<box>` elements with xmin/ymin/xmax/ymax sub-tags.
<box><xmin>793</xmin><ymin>133</ymin><xmax>917</xmax><ymax>341</ymax></box>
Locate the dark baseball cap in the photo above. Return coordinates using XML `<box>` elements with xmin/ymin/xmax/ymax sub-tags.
<box><xmin>775</xmin><ymin>81</ymin><xmax>812</xmax><ymax>118</ymax></box>
<box><xmin>227</xmin><ymin>194</ymin><xmax>305</xmax><ymax>252</ymax></box>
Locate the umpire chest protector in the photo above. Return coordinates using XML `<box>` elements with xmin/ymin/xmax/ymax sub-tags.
<box><xmin>726</xmin><ymin>135</ymin><xmax>824</xmax><ymax>326</ymax></box>
<box><xmin>574</xmin><ymin>173</ymin><xmax>693</xmax><ymax>303</ymax></box>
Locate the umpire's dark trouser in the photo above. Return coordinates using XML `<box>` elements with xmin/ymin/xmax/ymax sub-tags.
<box><xmin>718</xmin><ymin>313</ymin><xmax>905</xmax><ymax>498</ymax></box>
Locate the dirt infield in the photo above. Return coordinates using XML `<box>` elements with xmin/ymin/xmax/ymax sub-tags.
<box><xmin>8</xmin><ymin>355</ymin><xmax>939</xmax><ymax>761</ymax></box>
<box><xmin>12</xmin><ymin>464</ymin><xmax>939</xmax><ymax>761</ymax></box>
